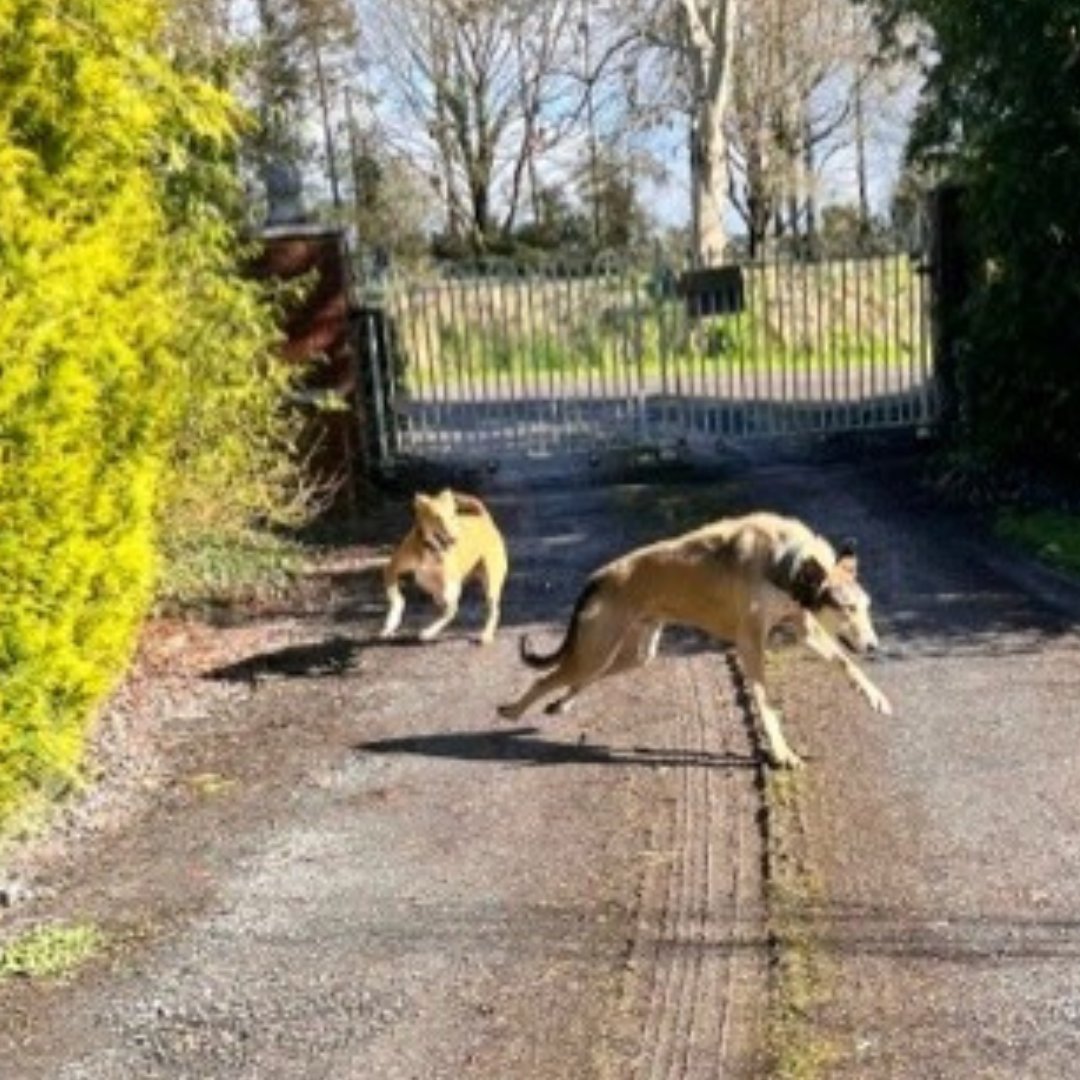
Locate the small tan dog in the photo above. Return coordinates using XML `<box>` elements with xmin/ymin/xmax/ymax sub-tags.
<box><xmin>380</xmin><ymin>489</ymin><xmax>508</xmax><ymax>645</ymax></box>
<box><xmin>497</xmin><ymin>511</ymin><xmax>891</xmax><ymax>768</ymax></box>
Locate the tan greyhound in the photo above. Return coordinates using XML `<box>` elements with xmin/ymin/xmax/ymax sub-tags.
<box><xmin>497</xmin><ymin>511</ymin><xmax>891</xmax><ymax>768</ymax></box>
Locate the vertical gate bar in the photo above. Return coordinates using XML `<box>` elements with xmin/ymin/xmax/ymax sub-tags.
<box><xmin>490</xmin><ymin>271</ymin><xmax>508</xmax><ymax>454</ymax></box>
<box><xmin>778</xmin><ymin>254</ymin><xmax>792</xmax><ymax>435</ymax></box>
<box><xmin>541</xmin><ymin>265</ymin><xmax>555</xmax><ymax>454</ymax></box>
<box><xmin>557</xmin><ymin>263</ymin><xmax>570</xmax><ymax>453</ymax></box>
<box><xmin>734</xmin><ymin>265</ymin><xmax>746</xmax><ymax>438</ymax></box>
<box><xmin>399</xmin><ymin>280</ymin><xmax>420</xmax><ymax>458</ymax></box>
<box><xmin>754</xmin><ymin>259</ymin><xmax>765</xmax><ymax>435</ymax></box>
<box><xmin>362</xmin><ymin>303</ymin><xmax>390</xmax><ymax>467</ymax></box>
<box><xmin>911</xmin><ymin>253</ymin><xmax>922</xmax><ymax>424</ymax></box>
<box><xmin>614</xmin><ymin>263</ymin><xmax>626</xmax><ymax>446</ymax></box>
<box><xmin>894</xmin><ymin>250</ymin><xmax>902</xmax><ymax>423</ymax></box>
<box><xmin>456</xmin><ymin>274</ymin><xmax>476</xmax><ymax>455</ymax></box>
<box><xmin>557</xmin><ymin>262</ymin><xmax>571</xmax><ymax>453</ymax></box>
<box><xmin>657</xmin><ymin>264</ymin><xmax>670</xmax><ymax>436</ymax></box>
<box><xmin>816</xmin><ymin>254</ymin><xmax>828</xmax><ymax>433</ymax></box>
<box><xmin>387</xmin><ymin>281</ymin><xmax>409</xmax><ymax>458</ymax></box>
<box><xmin>881</xmin><ymin>253</ymin><xmax>890</xmax><ymax>423</ymax></box>
<box><xmin>473</xmin><ymin>274</ymin><xmax>490</xmax><ymax>458</ymax></box>
<box><xmin>427</xmin><ymin>277</ymin><xmax>449</xmax><ymax>456</ymax></box>
<box><xmin>493</xmin><ymin>272</ymin><xmax>509</xmax><ymax>453</ymax></box>
<box><xmin>441</xmin><ymin>275</ymin><xmax>461</xmax><ymax>456</ymax></box>
<box><xmin>718</xmin><ymin>276</ymin><xmax>729</xmax><ymax>439</ymax></box>
<box><xmin>882</xmin><ymin>254</ymin><xmax>891</xmax><ymax>423</ymax></box>
<box><xmin>632</xmin><ymin>266</ymin><xmax>646</xmax><ymax>446</ymax></box>
<box><xmin>854</xmin><ymin>254</ymin><xmax>865</xmax><ymax>428</ymax></box>
<box><xmin>828</xmin><ymin>258</ymin><xmax>839</xmax><ymax>428</ymax></box>
<box><xmin>407</xmin><ymin>281</ymin><xmax>428</xmax><ymax>457</ymax></box>
<box><xmin>597</xmin><ymin>266</ymin><xmax>609</xmax><ymax>445</ymax></box>
<box><xmin>458</xmin><ymin>273</ymin><xmax>476</xmax><ymax>458</ymax></box>
<box><xmin>413</xmin><ymin>280</ymin><xmax>429</xmax><ymax>455</ymax></box>
<box><xmin>873</xmin><ymin>253</ymin><xmax>884</xmax><ymax>424</ymax></box>
<box><xmin>921</xmin><ymin>249</ymin><xmax>934</xmax><ymax>422</ymax></box>
<box><xmin>407</xmin><ymin>279</ymin><xmax>428</xmax><ymax>456</ymax></box>
<box><xmin>843</xmin><ymin>255</ymin><xmax>854</xmax><ymax>431</ymax></box>
<box><xmin>906</xmin><ymin>250</ymin><xmax>917</xmax><ymax>424</ymax></box>
<box><xmin>526</xmin><ymin>267</ymin><xmax>547</xmax><ymax>455</ymax></box>
<box><xmin>510</xmin><ymin>271</ymin><xmax>525</xmax><ymax>452</ymax></box>
<box><xmin>431</xmin><ymin>275</ymin><xmax>450</xmax><ymax>456</ymax></box>
<box><xmin>801</xmin><ymin>255</ymin><xmax>812</xmax><ymax>434</ymax></box>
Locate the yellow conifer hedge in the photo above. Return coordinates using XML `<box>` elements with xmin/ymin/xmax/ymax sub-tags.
<box><xmin>0</xmin><ymin>0</ymin><xmax>295</xmax><ymax>827</ymax></box>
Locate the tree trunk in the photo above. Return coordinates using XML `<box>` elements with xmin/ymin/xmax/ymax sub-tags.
<box><xmin>312</xmin><ymin>38</ymin><xmax>341</xmax><ymax>212</ymax></box>
<box><xmin>690</xmin><ymin>100</ymin><xmax>729</xmax><ymax>265</ymax></box>
<box><xmin>854</xmin><ymin>71</ymin><xmax>870</xmax><ymax>243</ymax></box>
<box><xmin>681</xmin><ymin>0</ymin><xmax>739</xmax><ymax>268</ymax></box>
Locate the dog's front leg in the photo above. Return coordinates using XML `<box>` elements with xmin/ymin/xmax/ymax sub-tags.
<box><xmin>419</xmin><ymin>578</ymin><xmax>461</xmax><ymax>641</ymax></box>
<box><xmin>738</xmin><ymin>635</ymin><xmax>802</xmax><ymax>769</ymax></box>
<box><xmin>380</xmin><ymin>553</ymin><xmax>410</xmax><ymax>638</ymax></box>
<box><xmin>799</xmin><ymin>613</ymin><xmax>893</xmax><ymax>716</ymax></box>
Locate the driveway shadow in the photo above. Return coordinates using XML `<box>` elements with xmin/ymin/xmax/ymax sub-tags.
<box><xmin>355</xmin><ymin>725</ymin><xmax>757</xmax><ymax>770</ymax></box>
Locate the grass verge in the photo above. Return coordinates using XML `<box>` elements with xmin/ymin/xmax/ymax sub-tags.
<box><xmin>0</xmin><ymin>921</ymin><xmax>105</xmax><ymax>981</ymax></box>
<box><xmin>158</xmin><ymin>528</ymin><xmax>306</xmax><ymax>612</ymax></box>
<box><xmin>996</xmin><ymin>508</ymin><xmax>1080</xmax><ymax>577</ymax></box>
<box><xmin>763</xmin><ymin>769</ymin><xmax>837</xmax><ymax>1079</ymax></box>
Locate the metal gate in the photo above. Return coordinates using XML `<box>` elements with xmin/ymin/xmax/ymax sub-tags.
<box><xmin>362</xmin><ymin>250</ymin><xmax>935</xmax><ymax>464</ymax></box>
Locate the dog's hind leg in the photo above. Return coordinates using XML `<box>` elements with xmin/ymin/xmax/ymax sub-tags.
<box><xmin>476</xmin><ymin>560</ymin><xmax>506</xmax><ymax>646</ymax></box>
<box><xmin>499</xmin><ymin>666</ymin><xmax>578</xmax><ymax>720</ymax></box>
<box><xmin>737</xmin><ymin>633</ymin><xmax>802</xmax><ymax>769</ymax></box>
<box><xmin>541</xmin><ymin>622</ymin><xmax>662</xmax><ymax>716</ymax></box>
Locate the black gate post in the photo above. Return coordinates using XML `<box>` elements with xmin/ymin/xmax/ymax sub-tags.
<box><xmin>352</xmin><ymin>295</ymin><xmax>400</xmax><ymax>471</ymax></box>
<box><xmin>928</xmin><ymin>183</ymin><xmax>971</xmax><ymax>439</ymax></box>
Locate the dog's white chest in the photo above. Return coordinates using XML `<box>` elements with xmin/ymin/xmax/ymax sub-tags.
<box><xmin>414</xmin><ymin>559</ymin><xmax>446</xmax><ymax>597</ymax></box>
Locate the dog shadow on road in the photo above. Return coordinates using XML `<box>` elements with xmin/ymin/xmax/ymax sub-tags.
<box><xmin>204</xmin><ymin>633</ymin><xmax>426</xmax><ymax>683</ymax></box>
<box><xmin>356</xmin><ymin>726</ymin><xmax>757</xmax><ymax>770</ymax></box>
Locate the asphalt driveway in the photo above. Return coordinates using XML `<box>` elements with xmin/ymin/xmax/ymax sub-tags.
<box><xmin>2</xmin><ymin>446</ymin><xmax>1080</xmax><ymax>1078</ymax></box>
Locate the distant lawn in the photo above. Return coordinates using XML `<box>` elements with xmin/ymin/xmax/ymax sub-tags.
<box><xmin>996</xmin><ymin>508</ymin><xmax>1080</xmax><ymax>576</ymax></box>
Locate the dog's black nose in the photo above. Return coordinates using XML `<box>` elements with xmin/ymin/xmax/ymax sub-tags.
<box><xmin>864</xmin><ymin>642</ymin><xmax>880</xmax><ymax>661</ymax></box>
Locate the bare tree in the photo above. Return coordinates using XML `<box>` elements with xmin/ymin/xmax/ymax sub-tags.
<box><xmin>359</xmin><ymin>0</ymin><xmax>614</xmax><ymax>251</ymax></box>
<box><xmin>724</xmin><ymin>0</ymin><xmax>916</xmax><ymax>255</ymax></box>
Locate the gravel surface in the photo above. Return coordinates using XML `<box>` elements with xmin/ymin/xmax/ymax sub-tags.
<box><xmin>0</xmin><ymin>461</ymin><xmax>770</xmax><ymax>1080</ymax></box>
<box><xmin>4</xmin><ymin>447</ymin><xmax>1079</xmax><ymax>1079</ymax></box>
<box><xmin>741</xmin><ymin>453</ymin><xmax>1080</xmax><ymax>1079</ymax></box>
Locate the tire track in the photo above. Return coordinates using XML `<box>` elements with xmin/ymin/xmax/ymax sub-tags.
<box><xmin>631</xmin><ymin>652</ymin><xmax>768</xmax><ymax>1079</ymax></box>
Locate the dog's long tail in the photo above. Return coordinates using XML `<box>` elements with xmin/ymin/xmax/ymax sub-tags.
<box><xmin>519</xmin><ymin>577</ymin><xmax>602</xmax><ymax>669</ymax></box>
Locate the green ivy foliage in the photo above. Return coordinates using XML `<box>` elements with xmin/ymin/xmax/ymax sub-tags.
<box><xmin>869</xmin><ymin>0</ymin><xmax>1080</xmax><ymax>467</ymax></box>
<box><xmin>0</xmin><ymin>0</ymin><xmax>300</xmax><ymax>827</ymax></box>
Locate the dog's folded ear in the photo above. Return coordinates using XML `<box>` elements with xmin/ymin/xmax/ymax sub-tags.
<box><xmin>790</xmin><ymin>556</ymin><xmax>829</xmax><ymax>608</ymax></box>
<box><xmin>835</xmin><ymin>537</ymin><xmax>859</xmax><ymax>577</ymax></box>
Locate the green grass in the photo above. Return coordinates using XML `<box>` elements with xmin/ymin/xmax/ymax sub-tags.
<box><xmin>996</xmin><ymin>508</ymin><xmax>1080</xmax><ymax>576</ymax></box>
<box><xmin>0</xmin><ymin>921</ymin><xmax>105</xmax><ymax>980</ymax></box>
<box><xmin>158</xmin><ymin>528</ymin><xmax>306</xmax><ymax>611</ymax></box>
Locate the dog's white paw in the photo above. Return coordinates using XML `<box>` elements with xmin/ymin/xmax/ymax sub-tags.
<box><xmin>776</xmin><ymin>753</ymin><xmax>805</xmax><ymax>770</ymax></box>
<box><xmin>868</xmin><ymin>689</ymin><xmax>893</xmax><ymax>716</ymax></box>
<box><xmin>418</xmin><ymin>625</ymin><xmax>443</xmax><ymax>642</ymax></box>
<box><xmin>766</xmin><ymin>745</ymin><xmax>804</xmax><ymax>770</ymax></box>
<box><xmin>379</xmin><ymin>625</ymin><xmax>398</xmax><ymax>640</ymax></box>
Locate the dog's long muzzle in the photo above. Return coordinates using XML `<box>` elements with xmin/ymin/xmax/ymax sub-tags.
<box><xmin>840</xmin><ymin>633</ymin><xmax>879</xmax><ymax>658</ymax></box>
